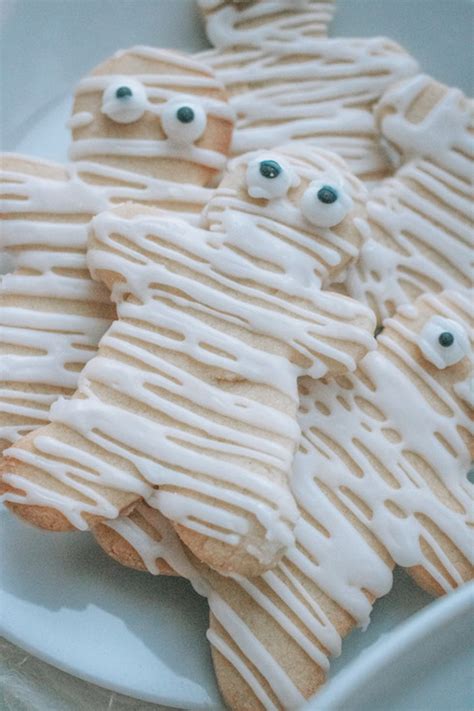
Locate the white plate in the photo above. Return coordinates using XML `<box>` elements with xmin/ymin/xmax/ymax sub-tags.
<box><xmin>1</xmin><ymin>1</ymin><xmax>472</xmax><ymax>709</ymax></box>
<box><xmin>0</xmin><ymin>508</ymin><xmax>435</xmax><ymax>710</ymax></box>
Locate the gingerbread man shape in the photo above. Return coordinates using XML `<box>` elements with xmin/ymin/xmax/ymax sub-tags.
<box><xmin>0</xmin><ymin>46</ymin><xmax>234</xmax><ymax>451</ymax></box>
<box><xmin>1</xmin><ymin>145</ymin><xmax>376</xmax><ymax>577</ymax></box>
<box><xmin>197</xmin><ymin>0</ymin><xmax>418</xmax><ymax>181</ymax></box>
<box><xmin>91</xmin><ymin>290</ymin><xmax>472</xmax><ymax>710</ymax></box>
<box><xmin>344</xmin><ymin>73</ymin><xmax>473</xmax><ymax>321</ymax></box>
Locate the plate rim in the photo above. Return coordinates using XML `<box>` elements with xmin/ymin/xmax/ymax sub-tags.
<box><xmin>305</xmin><ymin>581</ymin><xmax>474</xmax><ymax>710</ymax></box>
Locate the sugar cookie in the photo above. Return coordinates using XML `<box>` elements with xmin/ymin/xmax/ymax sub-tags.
<box><xmin>0</xmin><ymin>46</ymin><xmax>234</xmax><ymax>451</ymax></box>
<box><xmin>1</xmin><ymin>145</ymin><xmax>376</xmax><ymax>576</ymax></box>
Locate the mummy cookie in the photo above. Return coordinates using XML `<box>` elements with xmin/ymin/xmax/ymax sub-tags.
<box><xmin>90</xmin><ymin>290</ymin><xmax>473</xmax><ymax>710</ymax></box>
<box><xmin>0</xmin><ymin>47</ymin><xmax>234</xmax><ymax>451</ymax></box>
<box><xmin>198</xmin><ymin>0</ymin><xmax>418</xmax><ymax>180</ymax></box>
<box><xmin>344</xmin><ymin>74</ymin><xmax>473</xmax><ymax>321</ymax></box>
<box><xmin>1</xmin><ymin>145</ymin><xmax>376</xmax><ymax>576</ymax></box>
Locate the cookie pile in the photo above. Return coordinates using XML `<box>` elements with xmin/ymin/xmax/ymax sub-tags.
<box><xmin>1</xmin><ymin>2</ymin><xmax>472</xmax><ymax>709</ymax></box>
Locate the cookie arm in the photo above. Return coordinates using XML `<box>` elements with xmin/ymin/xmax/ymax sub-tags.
<box><xmin>295</xmin><ymin>289</ymin><xmax>376</xmax><ymax>380</ymax></box>
<box><xmin>0</xmin><ymin>154</ymin><xmax>115</xmax><ymax>451</ymax></box>
<box><xmin>344</xmin><ymin>75</ymin><xmax>473</xmax><ymax>322</ymax></box>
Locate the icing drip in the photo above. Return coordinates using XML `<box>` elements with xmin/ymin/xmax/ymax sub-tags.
<box><xmin>198</xmin><ymin>37</ymin><xmax>418</xmax><ymax>179</ymax></box>
<box><xmin>0</xmin><ymin>46</ymin><xmax>233</xmax><ymax>449</ymax></box>
<box><xmin>103</xmin><ymin>502</ymin><xmax>207</xmax><ymax>593</ymax></box>
<box><xmin>2</xmin><ymin>147</ymin><xmax>375</xmax><ymax>568</ymax></box>
<box><xmin>345</xmin><ymin>75</ymin><xmax>474</xmax><ymax>320</ymax></box>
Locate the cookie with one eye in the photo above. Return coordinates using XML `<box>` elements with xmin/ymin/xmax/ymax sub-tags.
<box><xmin>0</xmin><ymin>144</ymin><xmax>375</xmax><ymax>577</ymax></box>
<box><xmin>0</xmin><ymin>47</ymin><xmax>234</xmax><ymax>454</ymax></box>
<box><xmin>90</xmin><ymin>290</ymin><xmax>472</xmax><ymax>711</ymax></box>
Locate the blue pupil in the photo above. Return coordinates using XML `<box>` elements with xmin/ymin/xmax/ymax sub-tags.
<box><xmin>317</xmin><ymin>186</ymin><xmax>338</xmax><ymax>204</ymax></box>
<box><xmin>176</xmin><ymin>106</ymin><xmax>195</xmax><ymax>124</ymax></box>
<box><xmin>115</xmin><ymin>86</ymin><xmax>133</xmax><ymax>99</ymax></box>
<box><xmin>259</xmin><ymin>160</ymin><xmax>282</xmax><ymax>179</ymax></box>
<box><xmin>438</xmin><ymin>331</ymin><xmax>454</xmax><ymax>347</ymax></box>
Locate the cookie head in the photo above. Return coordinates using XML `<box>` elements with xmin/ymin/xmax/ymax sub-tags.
<box><xmin>198</xmin><ymin>0</ymin><xmax>335</xmax><ymax>47</ymax></box>
<box><xmin>380</xmin><ymin>291</ymin><xmax>473</xmax><ymax>420</ymax></box>
<box><xmin>205</xmin><ymin>144</ymin><xmax>368</xmax><ymax>283</ymax></box>
<box><xmin>69</xmin><ymin>46</ymin><xmax>234</xmax><ymax>184</ymax></box>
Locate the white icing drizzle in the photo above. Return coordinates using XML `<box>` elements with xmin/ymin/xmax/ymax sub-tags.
<box><xmin>197</xmin><ymin>30</ymin><xmax>418</xmax><ymax>179</ymax></box>
<box><xmin>2</xmin><ymin>146</ymin><xmax>375</xmax><ymax>570</ymax></box>
<box><xmin>65</xmin><ymin>111</ymin><xmax>94</xmax><ymax>129</ymax></box>
<box><xmin>0</xmin><ymin>47</ymin><xmax>233</xmax><ymax>449</ymax></box>
<box><xmin>68</xmin><ymin>138</ymin><xmax>227</xmax><ymax>171</ymax></box>
<box><xmin>345</xmin><ymin>74</ymin><xmax>474</xmax><ymax>320</ymax></box>
<box><xmin>207</xmin><ymin>627</ymin><xmax>279</xmax><ymax>711</ymax></box>
<box><xmin>454</xmin><ymin>376</ymin><xmax>474</xmax><ymax>409</ymax></box>
<box><xmin>103</xmin><ymin>502</ymin><xmax>207</xmax><ymax>592</ymax></box>
<box><xmin>92</xmin><ymin>421</ymin><xmax>392</xmax><ymax>710</ymax></box>
<box><xmin>210</xmin><ymin>593</ymin><xmax>306</xmax><ymax>708</ymax></box>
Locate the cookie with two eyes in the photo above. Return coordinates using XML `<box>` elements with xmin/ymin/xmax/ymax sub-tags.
<box><xmin>0</xmin><ymin>144</ymin><xmax>376</xmax><ymax>577</ymax></box>
<box><xmin>0</xmin><ymin>46</ymin><xmax>234</xmax><ymax>454</ymax></box>
<box><xmin>92</xmin><ymin>290</ymin><xmax>473</xmax><ymax>711</ymax></box>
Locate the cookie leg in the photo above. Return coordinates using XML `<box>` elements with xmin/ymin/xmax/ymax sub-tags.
<box><xmin>88</xmin><ymin>489</ymin><xmax>393</xmax><ymax>711</ymax></box>
<box><xmin>93</xmin><ymin>502</ymin><xmax>182</xmax><ymax>576</ymax></box>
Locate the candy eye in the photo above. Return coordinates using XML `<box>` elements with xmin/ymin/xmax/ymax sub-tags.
<box><xmin>101</xmin><ymin>78</ymin><xmax>148</xmax><ymax>124</ymax></box>
<box><xmin>161</xmin><ymin>98</ymin><xmax>207</xmax><ymax>144</ymax></box>
<box><xmin>300</xmin><ymin>177</ymin><xmax>353</xmax><ymax>228</ymax></box>
<box><xmin>419</xmin><ymin>316</ymin><xmax>470</xmax><ymax>369</ymax></box>
<box><xmin>246</xmin><ymin>156</ymin><xmax>300</xmax><ymax>199</ymax></box>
